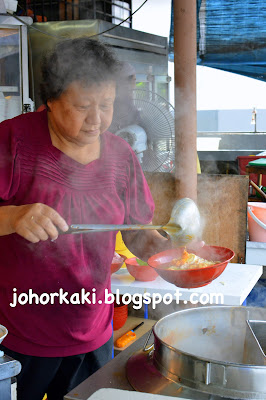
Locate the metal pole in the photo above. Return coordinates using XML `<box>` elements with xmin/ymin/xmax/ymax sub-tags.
<box><xmin>174</xmin><ymin>0</ymin><xmax>197</xmax><ymax>202</ymax></box>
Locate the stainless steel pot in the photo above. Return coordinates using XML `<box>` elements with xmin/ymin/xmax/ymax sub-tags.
<box><xmin>151</xmin><ymin>306</ymin><xmax>266</xmax><ymax>399</ymax></box>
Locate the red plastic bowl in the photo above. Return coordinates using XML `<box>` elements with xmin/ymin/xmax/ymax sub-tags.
<box><xmin>125</xmin><ymin>258</ymin><xmax>158</xmax><ymax>281</ymax></box>
<box><xmin>148</xmin><ymin>246</ymin><xmax>235</xmax><ymax>288</ymax></box>
<box><xmin>111</xmin><ymin>254</ymin><xmax>127</xmax><ymax>274</ymax></box>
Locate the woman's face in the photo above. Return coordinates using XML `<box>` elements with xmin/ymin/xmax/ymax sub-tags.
<box><xmin>47</xmin><ymin>81</ymin><xmax>116</xmax><ymax>146</ymax></box>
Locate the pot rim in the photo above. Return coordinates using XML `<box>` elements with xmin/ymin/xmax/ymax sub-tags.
<box><xmin>152</xmin><ymin>305</ymin><xmax>266</xmax><ymax>368</ymax></box>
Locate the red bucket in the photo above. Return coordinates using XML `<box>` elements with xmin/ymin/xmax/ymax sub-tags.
<box><xmin>248</xmin><ymin>202</ymin><xmax>266</xmax><ymax>242</ymax></box>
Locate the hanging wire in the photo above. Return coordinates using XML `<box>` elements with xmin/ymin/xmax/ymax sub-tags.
<box><xmin>6</xmin><ymin>0</ymin><xmax>149</xmax><ymax>39</ymax></box>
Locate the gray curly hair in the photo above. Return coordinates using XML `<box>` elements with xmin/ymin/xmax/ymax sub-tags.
<box><xmin>39</xmin><ymin>37</ymin><xmax>119</xmax><ymax>106</ymax></box>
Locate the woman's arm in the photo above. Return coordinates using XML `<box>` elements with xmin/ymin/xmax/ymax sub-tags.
<box><xmin>122</xmin><ymin>227</ymin><xmax>205</xmax><ymax>261</ymax></box>
<box><xmin>0</xmin><ymin>203</ymin><xmax>68</xmax><ymax>242</ymax></box>
<box><xmin>121</xmin><ymin>229</ymin><xmax>172</xmax><ymax>262</ymax></box>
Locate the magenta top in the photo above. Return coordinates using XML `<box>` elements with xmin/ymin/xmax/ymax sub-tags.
<box><xmin>0</xmin><ymin>110</ymin><xmax>154</xmax><ymax>357</ymax></box>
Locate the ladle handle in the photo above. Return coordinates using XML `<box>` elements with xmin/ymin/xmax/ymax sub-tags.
<box><xmin>66</xmin><ymin>224</ymin><xmax>164</xmax><ymax>234</ymax></box>
<box><xmin>143</xmin><ymin>328</ymin><xmax>154</xmax><ymax>353</ymax></box>
<box><xmin>250</xmin><ymin>180</ymin><xmax>266</xmax><ymax>201</ymax></box>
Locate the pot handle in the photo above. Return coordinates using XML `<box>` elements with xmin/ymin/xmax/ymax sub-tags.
<box><xmin>248</xmin><ymin>206</ymin><xmax>266</xmax><ymax>230</ymax></box>
<box><xmin>143</xmin><ymin>328</ymin><xmax>154</xmax><ymax>352</ymax></box>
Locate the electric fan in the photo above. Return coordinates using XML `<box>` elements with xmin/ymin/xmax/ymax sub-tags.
<box><xmin>113</xmin><ymin>89</ymin><xmax>175</xmax><ymax>173</ymax></box>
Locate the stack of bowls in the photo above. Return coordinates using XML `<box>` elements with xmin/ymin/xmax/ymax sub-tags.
<box><xmin>113</xmin><ymin>302</ymin><xmax>128</xmax><ymax>331</ymax></box>
<box><xmin>111</xmin><ymin>253</ymin><xmax>126</xmax><ymax>274</ymax></box>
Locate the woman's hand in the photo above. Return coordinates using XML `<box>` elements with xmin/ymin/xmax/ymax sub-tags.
<box><xmin>9</xmin><ymin>203</ymin><xmax>69</xmax><ymax>243</ymax></box>
<box><xmin>122</xmin><ymin>229</ymin><xmax>171</xmax><ymax>262</ymax></box>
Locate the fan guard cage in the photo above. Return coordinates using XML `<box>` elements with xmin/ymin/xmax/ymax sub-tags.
<box><xmin>132</xmin><ymin>89</ymin><xmax>175</xmax><ymax>172</ymax></box>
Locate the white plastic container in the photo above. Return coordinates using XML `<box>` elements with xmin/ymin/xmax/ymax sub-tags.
<box><xmin>3</xmin><ymin>0</ymin><xmax>18</xmax><ymax>13</ymax></box>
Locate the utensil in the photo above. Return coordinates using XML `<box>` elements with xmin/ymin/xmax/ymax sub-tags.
<box><xmin>250</xmin><ymin>180</ymin><xmax>266</xmax><ymax>201</ymax></box>
<box><xmin>147</xmin><ymin>245</ymin><xmax>235</xmax><ymax>288</ymax></box>
<box><xmin>115</xmin><ymin>322</ymin><xmax>144</xmax><ymax>348</ymax></box>
<box><xmin>64</xmin><ymin>198</ymin><xmax>202</xmax><ymax>246</ymax></box>
<box><xmin>244</xmin><ymin>320</ymin><xmax>266</xmax><ymax>365</ymax></box>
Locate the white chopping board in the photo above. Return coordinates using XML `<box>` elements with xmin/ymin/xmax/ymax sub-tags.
<box><xmin>87</xmin><ymin>388</ymin><xmax>187</xmax><ymax>400</ymax></box>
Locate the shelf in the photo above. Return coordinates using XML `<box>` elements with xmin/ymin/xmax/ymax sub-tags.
<box><xmin>0</xmin><ymin>86</ymin><xmax>19</xmax><ymax>92</ymax></box>
<box><xmin>248</xmin><ymin>196</ymin><xmax>264</xmax><ymax>202</ymax></box>
<box><xmin>246</xmin><ymin>165</ymin><xmax>266</xmax><ymax>174</ymax></box>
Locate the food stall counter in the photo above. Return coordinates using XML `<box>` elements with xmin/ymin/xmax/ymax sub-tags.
<box><xmin>111</xmin><ymin>263</ymin><xmax>263</xmax><ymax>306</ymax></box>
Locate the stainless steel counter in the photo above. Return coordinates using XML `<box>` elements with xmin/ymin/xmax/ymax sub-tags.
<box><xmin>64</xmin><ymin>332</ymin><xmax>234</xmax><ymax>400</ymax></box>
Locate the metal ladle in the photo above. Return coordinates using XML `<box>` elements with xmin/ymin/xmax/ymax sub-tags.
<box><xmin>66</xmin><ymin>198</ymin><xmax>202</xmax><ymax>246</ymax></box>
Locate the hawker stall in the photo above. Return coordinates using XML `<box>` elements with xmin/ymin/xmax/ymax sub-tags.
<box><xmin>0</xmin><ymin>1</ymin><xmax>265</xmax><ymax>400</ymax></box>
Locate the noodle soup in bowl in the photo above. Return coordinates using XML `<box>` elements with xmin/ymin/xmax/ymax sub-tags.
<box><xmin>148</xmin><ymin>245</ymin><xmax>234</xmax><ymax>288</ymax></box>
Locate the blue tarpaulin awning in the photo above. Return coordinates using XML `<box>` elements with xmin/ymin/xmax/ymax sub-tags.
<box><xmin>169</xmin><ymin>0</ymin><xmax>266</xmax><ymax>81</ymax></box>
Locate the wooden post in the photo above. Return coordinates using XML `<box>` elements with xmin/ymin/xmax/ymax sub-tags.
<box><xmin>174</xmin><ymin>0</ymin><xmax>197</xmax><ymax>201</ymax></box>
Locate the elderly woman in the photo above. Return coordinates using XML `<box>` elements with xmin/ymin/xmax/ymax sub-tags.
<box><xmin>0</xmin><ymin>37</ymin><xmax>170</xmax><ymax>399</ymax></box>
